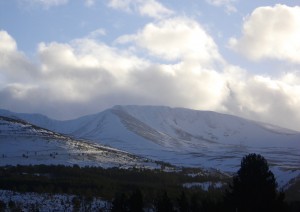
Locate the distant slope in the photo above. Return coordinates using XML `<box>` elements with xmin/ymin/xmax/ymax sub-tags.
<box><xmin>1</xmin><ymin>105</ymin><xmax>300</xmax><ymax>185</ymax></box>
<box><xmin>0</xmin><ymin>115</ymin><xmax>156</xmax><ymax>168</ymax></box>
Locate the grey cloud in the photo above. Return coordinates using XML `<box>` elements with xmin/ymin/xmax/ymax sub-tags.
<box><xmin>223</xmin><ymin>74</ymin><xmax>300</xmax><ymax>131</ymax></box>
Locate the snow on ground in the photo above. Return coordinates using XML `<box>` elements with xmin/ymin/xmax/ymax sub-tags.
<box><xmin>0</xmin><ymin>116</ymin><xmax>159</xmax><ymax>169</ymax></box>
<box><xmin>0</xmin><ymin>190</ymin><xmax>110</xmax><ymax>212</ymax></box>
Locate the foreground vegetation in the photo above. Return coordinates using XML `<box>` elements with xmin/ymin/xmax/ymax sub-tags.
<box><xmin>0</xmin><ymin>164</ymin><xmax>226</xmax><ymax>198</ymax></box>
<box><xmin>0</xmin><ymin>164</ymin><xmax>228</xmax><ymax>211</ymax></box>
<box><xmin>0</xmin><ymin>154</ymin><xmax>299</xmax><ymax>211</ymax></box>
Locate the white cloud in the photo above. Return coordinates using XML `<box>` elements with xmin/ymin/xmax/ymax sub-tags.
<box><xmin>206</xmin><ymin>0</ymin><xmax>237</xmax><ymax>13</ymax></box>
<box><xmin>0</xmin><ymin>31</ymin><xmax>37</xmax><ymax>83</ymax></box>
<box><xmin>138</xmin><ymin>0</ymin><xmax>173</xmax><ymax>19</ymax></box>
<box><xmin>86</xmin><ymin>29</ymin><xmax>107</xmax><ymax>39</ymax></box>
<box><xmin>108</xmin><ymin>0</ymin><xmax>132</xmax><ymax>12</ymax></box>
<box><xmin>229</xmin><ymin>4</ymin><xmax>300</xmax><ymax>63</ymax></box>
<box><xmin>107</xmin><ymin>0</ymin><xmax>173</xmax><ymax>19</ymax></box>
<box><xmin>0</xmin><ymin>31</ymin><xmax>17</xmax><ymax>52</ymax></box>
<box><xmin>117</xmin><ymin>17</ymin><xmax>222</xmax><ymax>65</ymax></box>
<box><xmin>37</xmin><ymin>38</ymin><xmax>149</xmax><ymax>100</ymax></box>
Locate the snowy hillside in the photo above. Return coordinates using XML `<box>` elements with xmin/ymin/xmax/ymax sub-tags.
<box><xmin>1</xmin><ymin>105</ymin><xmax>300</xmax><ymax>185</ymax></box>
<box><xmin>0</xmin><ymin>116</ymin><xmax>157</xmax><ymax>168</ymax></box>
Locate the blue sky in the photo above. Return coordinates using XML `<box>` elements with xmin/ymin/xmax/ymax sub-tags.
<box><xmin>1</xmin><ymin>0</ymin><xmax>300</xmax><ymax>131</ymax></box>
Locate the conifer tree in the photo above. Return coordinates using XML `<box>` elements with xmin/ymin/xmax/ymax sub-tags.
<box><xmin>225</xmin><ymin>153</ymin><xmax>286</xmax><ymax>212</ymax></box>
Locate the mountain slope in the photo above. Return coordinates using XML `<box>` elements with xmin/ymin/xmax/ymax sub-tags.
<box><xmin>0</xmin><ymin>115</ymin><xmax>156</xmax><ymax>168</ymax></box>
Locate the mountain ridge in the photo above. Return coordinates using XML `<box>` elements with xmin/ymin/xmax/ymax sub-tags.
<box><xmin>1</xmin><ymin>105</ymin><xmax>298</xmax><ymax>135</ymax></box>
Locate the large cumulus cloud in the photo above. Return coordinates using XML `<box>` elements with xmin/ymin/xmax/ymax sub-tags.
<box><xmin>117</xmin><ymin>17</ymin><xmax>222</xmax><ymax>64</ymax></box>
<box><xmin>229</xmin><ymin>4</ymin><xmax>300</xmax><ymax>64</ymax></box>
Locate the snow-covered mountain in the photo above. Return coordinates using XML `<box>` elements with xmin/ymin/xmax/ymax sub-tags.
<box><xmin>0</xmin><ymin>115</ymin><xmax>157</xmax><ymax>168</ymax></box>
<box><xmin>1</xmin><ymin>105</ymin><xmax>299</xmax><ymax>185</ymax></box>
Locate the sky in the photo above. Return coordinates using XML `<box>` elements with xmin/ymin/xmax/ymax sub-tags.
<box><xmin>1</xmin><ymin>0</ymin><xmax>300</xmax><ymax>131</ymax></box>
